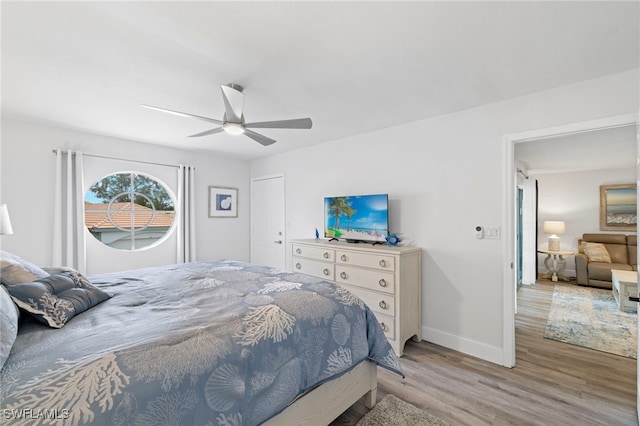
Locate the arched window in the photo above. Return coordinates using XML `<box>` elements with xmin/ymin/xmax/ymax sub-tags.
<box><xmin>84</xmin><ymin>172</ymin><xmax>175</xmax><ymax>250</ymax></box>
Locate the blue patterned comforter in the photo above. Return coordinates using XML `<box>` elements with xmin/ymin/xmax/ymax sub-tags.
<box><xmin>1</xmin><ymin>260</ymin><xmax>402</xmax><ymax>425</ymax></box>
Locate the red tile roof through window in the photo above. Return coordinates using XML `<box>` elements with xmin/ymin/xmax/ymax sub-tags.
<box><xmin>84</xmin><ymin>202</ymin><xmax>174</xmax><ymax>229</ymax></box>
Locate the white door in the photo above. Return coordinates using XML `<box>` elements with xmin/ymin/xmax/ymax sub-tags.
<box><xmin>251</xmin><ymin>175</ymin><xmax>286</xmax><ymax>269</ymax></box>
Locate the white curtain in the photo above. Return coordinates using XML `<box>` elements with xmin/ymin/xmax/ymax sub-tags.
<box><xmin>177</xmin><ymin>164</ymin><xmax>196</xmax><ymax>263</ymax></box>
<box><xmin>521</xmin><ymin>177</ymin><xmax>538</xmax><ymax>285</ymax></box>
<box><xmin>53</xmin><ymin>149</ymin><xmax>86</xmax><ymax>273</ymax></box>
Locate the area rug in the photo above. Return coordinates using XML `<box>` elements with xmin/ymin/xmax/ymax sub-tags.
<box><xmin>544</xmin><ymin>285</ymin><xmax>637</xmax><ymax>359</ymax></box>
<box><xmin>356</xmin><ymin>394</ymin><xmax>450</xmax><ymax>426</ymax></box>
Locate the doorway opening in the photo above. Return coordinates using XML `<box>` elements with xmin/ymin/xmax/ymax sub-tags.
<box><xmin>502</xmin><ymin>113</ymin><xmax>638</xmax><ymax>368</ymax></box>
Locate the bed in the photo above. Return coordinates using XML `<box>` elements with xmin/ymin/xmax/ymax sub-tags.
<box><xmin>0</xmin><ymin>255</ymin><xmax>402</xmax><ymax>425</ymax></box>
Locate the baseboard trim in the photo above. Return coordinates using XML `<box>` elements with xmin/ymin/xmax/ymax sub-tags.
<box><xmin>422</xmin><ymin>326</ymin><xmax>505</xmax><ymax>366</ymax></box>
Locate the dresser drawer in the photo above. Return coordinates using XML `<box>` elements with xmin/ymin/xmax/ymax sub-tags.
<box><xmin>290</xmin><ymin>239</ymin><xmax>421</xmax><ymax>356</ymax></box>
<box><xmin>335</xmin><ymin>265</ymin><xmax>395</xmax><ymax>295</ymax></box>
<box><xmin>292</xmin><ymin>244</ymin><xmax>335</xmax><ymax>262</ymax></box>
<box><xmin>292</xmin><ymin>258</ymin><xmax>334</xmax><ymax>280</ymax></box>
<box><xmin>336</xmin><ymin>250</ymin><xmax>395</xmax><ymax>271</ymax></box>
<box><xmin>374</xmin><ymin>313</ymin><xmax>395</xmax><ymax>341</ymax></box>
<box><xmin>341</xmin><ymin>284</ymin><xmax>395</xmax><ymax>317</ymax></box>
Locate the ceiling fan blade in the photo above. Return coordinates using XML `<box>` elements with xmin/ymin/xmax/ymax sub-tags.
<box><xmin>142</xmin><ymin>104</ymin><xmax>223</xmax><ymax>125</ymax></box>
<box><xmin>220</xmin><ymin>84</ymin><xmax>245</xmax><ymax>123</ymax></box>
<box><xmin>244</xmin><ymin>129</ymin><xmax>277</xmax><ymax>146</ymax></box>
<box><xmin>188</xmin><ymin>127</ymin><xmax>224</xmax><ymax>138</ymax></box>
<box><xmin>245</xmin><ymin>118</ymin><xmax>313</xmax><ymax>129</ymax></box>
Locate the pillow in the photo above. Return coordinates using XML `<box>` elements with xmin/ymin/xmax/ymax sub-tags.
<box><xmin>582</xmin><ymin>242</ymin><xmax>612</xmax><ymax>263</ymax></box>
<box><xmin>0</xmin><ymin>251</ymin><xmax>48</xmax><ymax>286</ymax></box>
<box><xmin>6</xmin><ymin>272</ymin><xmax>111</xmax><ymax>328</ymax></box>
<box><xmin>0</xmin><ymin>285</ymin><xmax>19</xmax><ymax>369</ymax></box>
<box><xmin>42</xmin><ymin>266</ymin><xmax>92</xmax><ymax>288</ymax></box>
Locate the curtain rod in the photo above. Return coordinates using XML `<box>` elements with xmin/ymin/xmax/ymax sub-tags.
<box><xmin>51</xmin><ymin>149</ymin><xmax>193</xmax><ymax>170</ymax></box>
<box><xmin>517</xmin><ymin>168</ymin><xmax>529</xmax><ymax>179</ymax></box>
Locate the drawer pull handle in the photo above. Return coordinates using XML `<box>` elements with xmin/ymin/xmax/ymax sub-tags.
<box><xmin>340</xmin><ymin>271</ymin><xmax>348</xmax><ymax>280</ymax></box>
<box><xmin>379</xmin><ymin>300</ymin><xmax>388</xmax><ymax>310</ymax></box>
<box><xmin>380</xmin><ymin>323</ymin><xmax>388</xmax><ymax>332</ymax></box>
<box><xmin>379</xmin><ymin>259</ymin><xmax>386</xmax><ymax>267</ymax></box>
<box><xmin>341</xmin><ymin>254</ymin><xmax>348</xmax><ymax>261</ymax></box>
<box><xmin>324</xmin><ymin>252</ymin><xmax>330</xmax><ymax>259</ymax></box>
<box><xmin>323</xmin><ymin>268</ymin><xmax>330</xmax><ymax>276</ymax></box>
<box><xmin>295</xmin><ymin>263</ymin><xmax>301</xmax><ymax>270</ymax></box>
<box><xmin>296</xmin><ymin>248</ymin><xmax>302</xmax><ymax>254</ymax></box>
<box><xmin>379</xmin><ymin>279</ymin><xmax>387</xmax><ymax>287</ymax></box>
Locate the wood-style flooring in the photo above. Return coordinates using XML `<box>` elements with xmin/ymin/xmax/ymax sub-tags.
<box><xmin>331</xmin><ymin>282</ymin><xmax>637</xmax><ymax>425</ymax></box>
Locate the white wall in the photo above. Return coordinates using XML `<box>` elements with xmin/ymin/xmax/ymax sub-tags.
<box><xmin>0</xmin><ymin>118</ymin><xmax>251</xmax><ymax>273</ymax></box>
<box><xmin>535</xmin><ymin>167</ymin><xmax>637</xmax><ymax>276</ymax></box>
<box><xmin>251</xmin><ymin>69</ymin><xmax>639</xmax><ymax>365</ymax></box>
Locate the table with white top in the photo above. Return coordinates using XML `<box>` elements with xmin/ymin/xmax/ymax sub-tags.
<box><xmin>611</xmin><ymin>269</ymin><xmax>638</xmax><ymax>312</ymax></box>
<box><xmin>537</xmin><ymin>249</ymin><xmax>575</xmax><ymax>282</ymax></box>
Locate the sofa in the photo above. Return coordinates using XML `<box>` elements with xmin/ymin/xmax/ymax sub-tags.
<box><xmin>575</xmin><ymin>233</ymin><xmax>637</xmax><ymax>289</ymax></box>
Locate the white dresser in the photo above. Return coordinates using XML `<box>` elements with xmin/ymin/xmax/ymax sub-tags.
<box><xmin>290</xmin><ymin>239</ymin><xmax>422</xmax><ymax>356</ymax></box>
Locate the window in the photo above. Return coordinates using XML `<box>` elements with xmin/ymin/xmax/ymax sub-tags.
<box><xmin>84</xmin><ymin>172</ymin><xmax>175</xmax><ymax>250</ymax></box>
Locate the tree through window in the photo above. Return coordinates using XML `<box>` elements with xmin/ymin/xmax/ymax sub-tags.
<box><xmin>84</xmin><ymin>173</ymin><xmax>175</xmax><ymax>250</ymax></box>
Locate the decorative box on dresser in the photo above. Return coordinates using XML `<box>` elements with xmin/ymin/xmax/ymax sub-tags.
<box><xmin>290</xmin><ymin>239</ymin><xmax>422</xmax><ymax>356</ymax></box>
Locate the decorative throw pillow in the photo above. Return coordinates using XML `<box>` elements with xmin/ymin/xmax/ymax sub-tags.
<box><xmin>42</xmin><ymin>266</ymin><xmax>92</xmax><ymax>288</ymax></box>
<box><xmin>0</xmin><ymin>285</ymin><xmax>19</xmax><ymax>369</ymax></box>
<box><xmin>6</xmin><ymin>272</ymin><xmax>111</xmax><ymax>328</ymax></box>
<box><xmin>582</xmin><ymin>242</ymin><xmax>612</xmax><ymax>263</ymax></box>
<box><xmin>0</xmin><ymin>251</ymin><xmax>49</xmax><ymax>286</ymax></box>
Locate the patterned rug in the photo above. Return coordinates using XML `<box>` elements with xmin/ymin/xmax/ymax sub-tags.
<box><xmin>357</xmin><ymin>394</ymin><xmax>450</xmax><ymax>426</ymax></box>
<box><xmin>544</xmin><ymin>285</ymin><xmax>637</xmax><ymax>359</ymax></box>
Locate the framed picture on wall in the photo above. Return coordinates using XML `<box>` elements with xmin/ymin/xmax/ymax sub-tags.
<box><xmin>209</xmin><ymin>186</ymin><xmax>238</xmax><ymax>218</ymax></box>
<box><xmin>599</xmin><ymin>183</ymin><xmax>637</xmax><ymax>231</ymax></box>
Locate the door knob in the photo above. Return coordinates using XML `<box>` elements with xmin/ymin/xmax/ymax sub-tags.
<box><xmin>274</xmin><ymin>240</ymin><xmax>282</xmax><ymax>244</ymax></box>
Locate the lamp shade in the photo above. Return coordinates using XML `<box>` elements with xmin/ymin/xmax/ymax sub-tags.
<box><xmin>543</xmin><ymin>221</ymin><xmax>566</xmax><ymax>235</ymax></box>
<box><xmin>0</xmin><ymin>204</ymin><xmax>13</xmax><ymax>235</ymax></box>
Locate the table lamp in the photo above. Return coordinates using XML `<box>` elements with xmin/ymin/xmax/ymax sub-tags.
<box><xmin>543</xmin><ymin>220</ymin><xmax>565</xmax><ymax>251</ymax></box>
<box><xmin>0</xmin><ymin>204</ymin><xmax>13</xmax><ymax>235</ymax></box>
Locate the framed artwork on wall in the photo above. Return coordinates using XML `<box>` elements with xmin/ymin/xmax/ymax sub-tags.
<box><xmin>209</xmin><ymin>186</ymin><xmax>238</xmax><ymax>218</ymax></box>
<box><xmin>599</xmin><ymin>183</ymin><xmax>637</xmax><ymax>231</ymax></box>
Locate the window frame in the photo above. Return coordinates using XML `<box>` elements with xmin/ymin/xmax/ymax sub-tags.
<box><xmin>84</xmin><ymin>171</ymin><xmax>177</xmax><ymax>251</ymax></box>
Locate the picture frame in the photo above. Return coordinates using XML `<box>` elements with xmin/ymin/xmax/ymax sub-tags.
<box><xmin>599</xmin><ymin>183</ymin><xmax>637</xmax><ymax>231</ymax></box>
<box><xmin>208</xmin><ymin>186</ymin><xmax>238</xmax><ymax>218</ymax></box>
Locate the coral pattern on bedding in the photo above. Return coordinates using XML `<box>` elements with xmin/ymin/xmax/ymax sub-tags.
<box><xmin>0</xmin><ymin>260</ymin><xmax>401</xmax><ymax>426</ymax></box>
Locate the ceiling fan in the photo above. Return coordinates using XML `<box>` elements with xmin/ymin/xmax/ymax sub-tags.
<box><xmin>142</xmin><ymin>84</ymin><xmax>312</xmax><ymax>146</ymax></box>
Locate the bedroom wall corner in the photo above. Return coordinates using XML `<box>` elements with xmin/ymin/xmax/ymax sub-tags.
<box><xmin>0</xmin><ymin>118</ymin><xmax>252</xmax><ymax>273</ymax></box>
<box><xmin>249</xmin><ymin>69</ymin><xmax>640</xmax><ymax>366</ymax></box>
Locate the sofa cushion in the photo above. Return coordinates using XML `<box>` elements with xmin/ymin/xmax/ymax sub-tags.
<box><xmin>582</xmin><ymin>233</ymin><xmax>627</xmax><ymax>245</ymax></box>
<box><xmin>581</xmin><ymin>242</ymin><xmax>612</xmax><ymax>263</ymax></box>
<box><xmin>628</xmin><ymin>235</ymin><xmax>637</xmax><ymax>266</ymax></box>
<box><xmin>587</xmin><ymin>262</ymin><xmax>632</xmax><ymax>281</ymax></box>
<box><xmin>606</xmin><ymin>244</ymin><xmax>629</xmax><ymax>264</ymax></box>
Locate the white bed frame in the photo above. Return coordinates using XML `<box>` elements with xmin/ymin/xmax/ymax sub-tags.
<box><xmin>263</xmin><ymin>361</ymin><xmax>377</xmax><ymax>425</ymax></box>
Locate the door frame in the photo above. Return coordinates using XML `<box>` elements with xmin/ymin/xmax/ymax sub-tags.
<box><xmin>250</xmin><ymin>173</ymin><xmax>286</xmax><ymax>268</ymax></box>
<box><xmin>502</xmin><ymin>113</ymin><xmax>638</xmax><ymax>368</ymax></box>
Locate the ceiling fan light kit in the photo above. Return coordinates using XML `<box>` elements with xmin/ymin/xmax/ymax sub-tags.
<box><xmin>143</xmin><ymin>83</ymin><xmax>312</xmax><ymax>146</ymax></box>
<box><xmin>223</xmin><ymin>122</ymin><xmax>245</xmax><ymax>135</ymax></box>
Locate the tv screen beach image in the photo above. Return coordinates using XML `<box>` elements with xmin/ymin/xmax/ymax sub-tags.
<box><xmin>324</xmin><ymin>194</ymin><xmax>388</xmax><ymax>242</ymax></box>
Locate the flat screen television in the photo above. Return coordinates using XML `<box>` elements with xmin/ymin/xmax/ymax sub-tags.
<box><xmin>324</xmin><ymin>194</ymin><xmax>389</xmax><ymax>243</ymax></box>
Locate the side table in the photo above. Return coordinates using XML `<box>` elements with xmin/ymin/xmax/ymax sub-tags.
<box><xmin>537</xmin><ymin>249</ymin><xmax>575</xmax><ymax>282</ymax></box>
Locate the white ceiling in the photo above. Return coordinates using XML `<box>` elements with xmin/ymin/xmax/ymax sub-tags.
<box><xmin>515</xmin><ymin>124</ymin><xmax>637</xmax><ymax>175</ymax></box>
<box><xmin>2</xmin><ymin>1</ymin><xmax>639</xmax><ymax>161</ymax></box>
